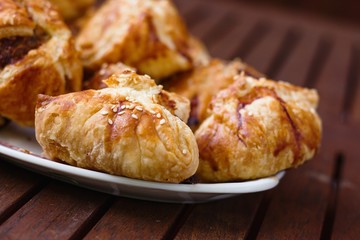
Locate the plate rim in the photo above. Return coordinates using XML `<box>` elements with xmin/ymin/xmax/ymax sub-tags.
<box><xmin>0</xmin><ymin>144</ymin><xmax>284</xmax><ymax>195</ymax></box>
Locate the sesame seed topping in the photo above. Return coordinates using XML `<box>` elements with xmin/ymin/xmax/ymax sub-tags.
<box><xmin>149</xmin><ymin>110</ymin><xmax>156</xmax><ymax>114</ymax></box>
<box><xmin>112</xmin><ymin>106</ymin><xmax>118</xmax><ymax>112</ymax></box>
<box><xmin>135</xmin><ymin>106</ymin><xmax>143</xmax><ymax>111</ymax></box>
<box><xmin>125</xmin><ymin>96</ymin><xmax>130</xmax><ymax>101</ymax></box>
<box><xmin>182</xmin><ymin>149</ymin><xmax>187</xmax><ymax>155</ymax></box>
<box><xmin>131</xmin><ymin>114</ymin><xmax>138</xmax><ymax>120</ymax></box>
<box><xmin>156</xmin><ymin>113</ymin><xmax>162</xmax><ymax>119</ymax></box>
<box><xmin>100</xmin><ymin>110</ymin><xmax>108</xmax><ymax>115</ymax></box>
<box><xmin>108</xmin><ymin>119</ymin><xmax>113</xmax><ymax>125</ymax></box>
<box><xmin>118</xmin><ymin>111</ymin><xmax>125</xmax><ymax>115</ymax></box>
<box><xmin>120</xmin><ymin>105</ymin><xmax>126</xmax><ymax>110</ymax></box>
<box><xmin>159</xmin><ymin>119</ymin><xmax>166</xmax><ymax>125</ymax></box>
<box><xmin>128</xmin><ymin>104</ymin><xmax>135</xmax><ymax>110</ymax></box>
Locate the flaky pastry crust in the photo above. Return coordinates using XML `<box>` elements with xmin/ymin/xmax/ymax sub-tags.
<box><xmin>195</xmin><ymin>75</ymin><xmax>322</xmax><ymax>182</ymax></box>
<box><xmin>0</xmin><ymin>0</ymin><xmax>82</xmax><ymax>126</ymax></box>
<box><xmin>164</xmin><ymin>59</ymin><xmax>264</xmax><ymax>129</ymax></box>
<box><xmin>35</xmin><ymin>72</ymin><xmax>199</xmax><ymax>183</ymax></box>
<box><xmin>85</xmin><ymin>62</ymin><xmax>136</xmax><ymax>90</ymax></box>
<box><xmin>76</xmin><ymin>0</ymin><xmax>209</xmax><ymax>80</ymax></box>
<box><xmin>49</xmin><ymin>0</ymin><xmax>95</xmax><ymax>21</ymax></box>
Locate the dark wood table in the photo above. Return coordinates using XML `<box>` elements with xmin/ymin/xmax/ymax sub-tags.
<box><xmin>1</xmin><ymin>0</ymin><xmax>360</xmax><ymax>239</ymax></box>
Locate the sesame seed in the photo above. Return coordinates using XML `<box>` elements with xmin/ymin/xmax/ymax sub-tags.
<box><xmin>135</xmin><ymin>106</ymin><xmax>143</xmax><ymax>111</ymax></box>
<box><xmin>125</xmin><ymin>96</ymin><xmax>130</xmax><ymax>101</ymax></box>
<box><xmin>118</xmin><ymin>111</ymin><xmax>125</xmax><ymax>115</ymax></box>
<box><xmin>149</xmin><ymin>110</ymin><xmax>156</xmax><ymax>114</ymax></box>
<box><xmin>108</xmin><ymin>119</ymin><xmax>113</xmax><ymax>125</ymax></box>
<box><xmin>120</xmin><ymin>105</ymin><xmax>126</xmax><ymax>110</ymax></box>
<box><xmin>156</xmin><ymin>113</ymin><xmax>161</xmax><ymax>118</ymax></box>
<box><xmin>182</xmin><ymin>149</ymin><xmax>187</xmax><ymax>155</ymax></box>
<box><xmin>100</xmin><ymin>110</ymin><xmax>108</xmax><ymax>115</ymax></box>
<box><xmin>131</xmin><ymin>114</ymin><xmax>138</xmax><ymax>120</ymax></box>
<box><xmin>159</xmin><ymin>119</ymin><xmax>166</xmax><ymax>125</ymax></box>
<box><xmin>128</xmin><ymin>104</ymin><xmax>135</xmax><ymax>110</ymax></box>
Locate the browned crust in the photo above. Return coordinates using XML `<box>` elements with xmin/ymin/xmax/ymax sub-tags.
<box><xmin>164</xmin><ymin>58</ymin><xmax>265</xmax><ymax>129</ymax></box>
<box><xmin>195</xmin><ymin>76</ymin><xmax>322</xmax><ymax>182</ymax></box>
<box><xmin>0</xmin><ymin>0</ymin><xmax>82</xmax><ymax>127</ymax></box>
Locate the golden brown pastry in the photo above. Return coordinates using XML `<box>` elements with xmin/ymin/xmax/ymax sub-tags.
<box><xmin>35</xmin><ymin>71</ymin><xmax>199</xmax><ymax>183</ymax></box>
<box><xmin>0</xmin><ymin>0</ymin><xmax>82</xmax><ymax>126</ymax></box>
<box><xmin>76</xmin><ymin>0</ymin><xmax>210</xmax><ymax>81</ymax></box>
<box><xmin>195</xmin><ymin>75</ymin><xmax>322</xmax><ymax>182</ymax></box>
<box><xmin>164</xmin><ymin>59</ymin><xmax>264</xmax><ymax>129</ymax></box>
<box><xmin>85</xmin><ymin>62</ymin><xmax>136</xmax><ymax>90</ymax></box>
<box><xmin>48</xmin><ymin>0</ymin><xmax>96</xmax><ymax>21</ymax></box>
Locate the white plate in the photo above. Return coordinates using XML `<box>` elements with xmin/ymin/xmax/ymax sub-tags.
<box><xmin>0</xmin><ymin>122</ymin><xmax>284</xmax><ymax>203</ymax></box>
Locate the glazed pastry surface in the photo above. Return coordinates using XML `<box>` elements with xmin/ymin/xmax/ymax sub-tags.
<box><xmin>35</xmin><ymin>72</ymin><xmax>199</xmax><ymax>183</ymax></box>
<box><xmin>0</xmin><ymin>0</ymin><xmax>82</xmax><ymax>126</ymax></box>
<box><xmin>85</xmin><ymin>62</ymin><xmax>136</xmax><ymax>90</ymax></box>
<box><xmin>195</xmin><ymin>75</ymin><xmax>322</xmax><ymax>182</ymax></box>
<box><xmin>164</xmin><ymin>59</ymin><xmax>264</xmax><ymax>129</ymax></box>
<box><xmin>76</xmin><ymin>0</ymin><xmax>209</xmax><ymax>80</ymax></box>
<box><xmin>49</xmin><ymin>0</ymin><xmax>95</xmax><ymax>21</ymax></box>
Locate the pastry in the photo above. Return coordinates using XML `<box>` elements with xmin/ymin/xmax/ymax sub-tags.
<box><xmin>48</xmin><ymin>0</ymin><xmax>96</xmax><ymax>21</ymax></box>
<box><xmin>85</xmin><ymin>62</ymin><xmax>136</xmax><ymax>90</ymax></box>
<box><xmin>195</xmin><ymin>75</ymin><xmax>322</xmax><ymax>182</ymax></box>
<box><xmin>35</xmin><ymin>71</ymin><xmax>199</xmax><ymax>183</ymax></box>
<box><xmin>164</xmin><ymin>59</ymin><xmax>264</xmax><ymax>129</ymax></box>
<box><xmin>76</xmin><ymin>0</ymin><xmax>210</xmax><ymax>81</ymax></box>
<box><xmin>0</xmin><ymin>0</ymin><xmax>82</xmax><ymax>126</ymax></box>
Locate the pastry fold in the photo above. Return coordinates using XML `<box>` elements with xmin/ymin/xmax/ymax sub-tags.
<box><xmin>195</xmin><ymin>75</ymin><xmax>322</xmax><ymax>182</ymax></box>
<box><xmin>0</xmin><ymin>0</ymin><xmax>82</xmax><ymax>126</ymax></box>
<box><xmin>164</xmin><ymin>59</ymin><xmax>264</xmax><ymax>129</ymax></box>
<box><xmin>35</xmin><ymin>72</ymin><xmax>199</xmax><ymax>183</ymax></box>
<box><xmin>76</xmin><ymin>0</ymin><xmax>209</xmax><ymax>80</ymax></box>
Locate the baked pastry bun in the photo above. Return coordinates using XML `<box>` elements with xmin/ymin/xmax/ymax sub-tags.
<box><xmin>164</xmin><ymin>59</ymin><xmax>264</xmax><ymax>129</ymax></box>
<box><xmin>35</xmin><ymin>71</ymin><xmax>199</xmax><ymax>183</ymax></box>
<box><xmin>0</xmin><ymin>0</ymin><xmax>82</xmax><ymax>126</ymax></box>
<box><xmin>48</xmin><ymin>0</ymin><xmax>95</xmax><ymax>21</ymax></box>
<box><xmin>195</xmin><ymin>75</ymin><xmax>322</xmax><ymax>182</ymax></box>
<box><xmin>76</xmin><ymin>0</ymin><xmax>210</xmax><ymax>81</ymax></box>
<box><xmin>85</xmin><ymin>62</ymin><xmax>136</xmax><ymax>90</ymax></box>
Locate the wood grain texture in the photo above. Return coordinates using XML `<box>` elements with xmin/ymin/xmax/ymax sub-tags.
<box><xmin>0</xmin><ymin>159</ymin><xmax>46</xmax><ymax>224</ymax></box>
<box><xmin>84</xmin><ymin>198</ymin><xmax>184</xmax><ymax>240</ymax></box>
<box><xmin>0</xmin><ymin>182</ymin><xmax>111</xmax><ymax>239</ymax></box>
<box><xmin>175</xmin><ymin>194</ymin><xmax>262</xmax><ymax>239</ymax></box>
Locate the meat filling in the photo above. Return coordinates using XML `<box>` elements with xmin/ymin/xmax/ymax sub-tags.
<box><xmin>0</xmin><ymin>30</ymin><xmax>48</xmax><ymax>69</ymax></box>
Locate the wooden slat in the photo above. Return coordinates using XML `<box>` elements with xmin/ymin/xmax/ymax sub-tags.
<box><xmin>185</xmin><ymin>4</ymin><xmax>229</xmax><ymax>44</ymax></box>
<box><xmin>257</xmin><ymin>160</ymin><xmax>330</xmax><ymax>239</ymax></box>
<box><xmin>175</xmin><ymin>194</ymin><xmax>263</xmax><ymax>239</ymax></box>
<box><xmin>0</xmin><ymin>160</ymin><xmax>46</xmax><ymax>224</ymax></box>
<box><xmin>332</xmin><ymin>150</ymin><xmax>360</xmax><ymax>239</ymax></box>
<box><xmin>313</xmin><ymin>36</ymin><xmax>352</xmax><ymax>120</ymax></box>
<box><xmin>210</xmin><ymin>17</ymin><xmax>264</xmax><ymax>60</ymax></box>
<box><xmin>0</xmin><ymin>182</ymin><xmax>111</xmax><ymax>239</ymax></box>
<box><xmin>274</xmin><ymin>31</ymin><xmax>321</xmax><ymax>86</ymax></box>
<box><xmin>83</xmin><ymin>198</ymin><xmax>184</xmax><ymax>239</ymax></box>
<box><xmin>241</xmin><ymin>23</ymin><xmax>289</xmax><ymax>74</ymax></box>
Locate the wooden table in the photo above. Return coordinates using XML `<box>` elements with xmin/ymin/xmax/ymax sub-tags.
<box><xmin>1</xmin><ymin>0</ymin><xmax>360</xmax><ymax>239</ymax></box>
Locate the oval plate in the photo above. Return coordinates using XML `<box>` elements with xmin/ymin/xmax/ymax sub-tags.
<box><xmin>0</xmin><ymin>123</ymin><xmax>284</xmax><ymax>203</ymax></box>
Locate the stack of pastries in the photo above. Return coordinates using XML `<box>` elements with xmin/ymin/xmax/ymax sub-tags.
<box><xmin>1</xmin><ymin>0</ymin><xmax>322</xmax><ymax>183</ymax></box>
